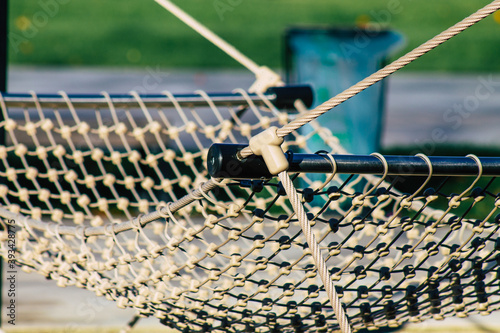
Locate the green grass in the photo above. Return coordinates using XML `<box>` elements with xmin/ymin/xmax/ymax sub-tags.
<box><xmin>7</xmin><ymin>0</ymin><xmax>500</xmax><ymax>71</ymax></box>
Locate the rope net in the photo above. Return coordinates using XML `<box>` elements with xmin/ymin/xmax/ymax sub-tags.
<box><xmin>1</xmin><ymin>91</ymin><xmax>500</xmax><ymax>332</ymax></box>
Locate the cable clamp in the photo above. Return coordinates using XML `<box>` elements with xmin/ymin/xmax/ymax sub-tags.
<box><xmin>248</xmin><ymin>126</ymin><xmax>289</xmax><ymax>175</ymax></box>
<box><xmin>249</xmin><ymin>66</ymin><xmax>284</xmax><ymax>93</ymax></box>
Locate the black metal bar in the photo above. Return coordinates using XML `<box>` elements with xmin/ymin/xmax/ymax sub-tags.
<box><xmin>0</xmin><ymin>84</ymin><xmax>313</xmax><ymax>109</ymax></box>
<box><xmin>207</xmin><ymin>144</ymin><xmax>500</xmax><ymax>179</ymax></box>
<box><xmin>267</xmin><ymin>85</ymin><xmax>313</xmax><ymax>109</ymax></box>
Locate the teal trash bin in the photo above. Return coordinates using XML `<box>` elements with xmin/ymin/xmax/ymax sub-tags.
<box><xmin>285</xmin><ymin>27</ymin><xmax>404</xmax><ymax>154</ymax></box>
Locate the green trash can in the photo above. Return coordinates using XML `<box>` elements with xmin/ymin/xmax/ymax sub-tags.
<box><xmin>285</xmin><ymin>27</ymin><xmax>405</xmax><ymax>154</ymax></box>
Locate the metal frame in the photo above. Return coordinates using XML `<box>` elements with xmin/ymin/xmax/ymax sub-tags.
<box><xmin>0</xmin><ymin>92</ymin><xmax>283</xmax><ymax>108</ymax></box>
<box><xmin>283</xmin><ymin>154</ymin><xmax>500</xmax><ymax>176</ymax></box>
<box><xmin>208</xmin><ymin>144</ymin><xmax>500</xmax><ymax>179</ymax></box>
<box><xmin>1</xmin><ymin>85</ymin><xmax>313</xmax><ymax>109</ymax></box>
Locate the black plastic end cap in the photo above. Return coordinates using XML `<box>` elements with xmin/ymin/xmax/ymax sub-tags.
<box><xmin>207</xmin><ymin>143</ymin><xmax>273</xmax><ymax>180</ymax></box>
<box><xmin>266</xmin><ymin>85</ymin><xmax>314</xmax><ymax>109</ymax></box>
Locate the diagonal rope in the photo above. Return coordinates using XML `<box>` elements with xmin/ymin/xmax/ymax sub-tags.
<box><xmin>278</xmin><ymin>171</ymin><xmax>352</xmax><ymax>333</ymax></box>
<box><xmin>154</xmin><ymin>0</ymin><xmax>261</xmax><ymax>74</ymax></box>
<box><xmin>154</xmin><ymin>0</ymin><xmax>283</xmax><ymax>92</ymax></box>
<box><xmin>239</xmin><ymin>0</ymin><xmax>500</xmax><ymax>158</ymax></box>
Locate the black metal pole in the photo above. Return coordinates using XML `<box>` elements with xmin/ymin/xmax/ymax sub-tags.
<box><xmin>0</xmin><ymin>0</ymin><xmax>8</xmax><ymax>329</ymax></box>
<box><xmin>208</xmin><ymin>144</ymin><xmax>500</xmax><ymax>179</ymax></box>
<box><xmin>0</xmin><ymin>84</ymin><xmax>314</xmax><ymax>109</ymax></box>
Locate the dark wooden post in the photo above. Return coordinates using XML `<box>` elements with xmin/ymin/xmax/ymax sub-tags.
<box><xmin>0</xmin><ymin>0</ymin><xmax>7</xmax><ymax>95</ymax></box>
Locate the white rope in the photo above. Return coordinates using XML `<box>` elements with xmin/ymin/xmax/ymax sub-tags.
<box><xmin>154</xmin><ymin>0</ymin><xmax>283</xmax><ymax>92</ymax></box>
<box><xmin>278</xmin><ymin>171</ymin><xmax>352</xmax><ymax>333</ymax></box>
<box><xmin>155</xmin><ymin>0</ymin><xmax>260</xmax><ymax>73</ymax></box>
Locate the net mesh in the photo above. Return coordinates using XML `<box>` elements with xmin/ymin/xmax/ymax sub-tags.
<box><xmin>1</xmin><ymin>91</ymin><xmax>499</xmax><ymax>332</ymax></box>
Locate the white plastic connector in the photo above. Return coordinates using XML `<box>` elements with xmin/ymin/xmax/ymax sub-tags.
<box><xmin>249</xmin><ymin>66</ymin><xmax>284</xmax><ymax>93</ymax></box>
<box><xmin>248</xmin><ymin>126</ymin><xmax>289</xmax><ymax>175</ymax></box>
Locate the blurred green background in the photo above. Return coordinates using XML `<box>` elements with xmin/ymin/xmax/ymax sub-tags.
<box><xmin>7</xmin><ymin>0</ymin><xmax>500</xmax><ymax>71</ymax></box>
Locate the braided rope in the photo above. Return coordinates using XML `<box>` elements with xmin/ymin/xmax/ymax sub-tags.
<box><xmin>154</xmin><ymin>0</ymin><xmax>261</xmax><ymax>74</ymax></box>
<box><xmin>239</xmin><ymin>0</ymin><xmax>500</xmax><ymax>158</ymax></box>
<box><xmin>278</xmin><ymin>171</ymin><xmax>352</xmax><ymax>333</ymax></box>
<box><xmin>154</xmin><ymin>0</ymin><xmax>283</xmax><ymax>92</ymax></box>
